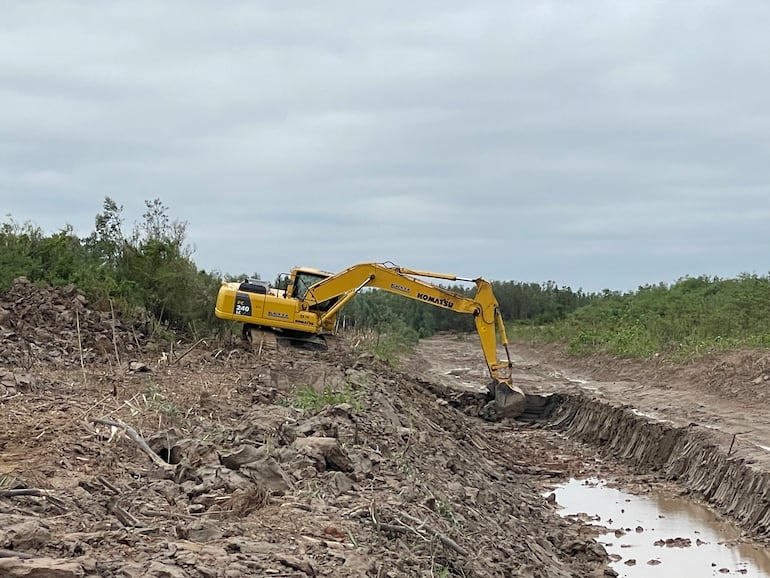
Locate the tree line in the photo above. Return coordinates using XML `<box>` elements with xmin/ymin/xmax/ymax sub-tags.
<box><xmin>513</xmin><ymin>274</ymin><xmax>770</xmax><ymax>358</ymax></box>
<box><xmin>10</xmin><ymin>197</ymin><xmax>764</xmax><ymax>361</ymax></box>
<box><xmin>339</xmin><ymin>280</ymin><xmax>596</xmax><ymax>338</ymax></box>
<box><xmin>0</xmin><ymin>197</ymin><xmax>594</xmax><ymax>340</ymax></box>
<box><xmin>1</xmin><ymin>197</ymin><xmax>222</xmax><ymax>335</ymax></box>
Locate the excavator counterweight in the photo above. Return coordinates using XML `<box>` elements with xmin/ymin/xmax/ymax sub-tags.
<box><xmin>215</xmin><ymin>262</ymin><xmax>526</xmax><ymax>418</ymax></box>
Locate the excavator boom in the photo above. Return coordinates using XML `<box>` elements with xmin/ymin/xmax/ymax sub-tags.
<box><xmin>303</xmin><ymin>264</ymin><xmax>512</xmax><ymax>383</ymax></box>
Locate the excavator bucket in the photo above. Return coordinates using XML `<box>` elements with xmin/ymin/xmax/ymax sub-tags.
<box><xmin>488</xmin><ymin>381</ymin><xmax>527</xmax><ymax>419</ymax></box>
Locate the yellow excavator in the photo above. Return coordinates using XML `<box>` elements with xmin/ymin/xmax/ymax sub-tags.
<box><xmin>215</xmin><ymin>262</ymin><xmax>526</xmax><ymax>418</ymax></box>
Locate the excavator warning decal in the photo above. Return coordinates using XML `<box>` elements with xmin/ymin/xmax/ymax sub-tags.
<box><xmin>234</xmin><ymin>292</ymin><xmax>251</xmax><ymax>316</ymax></box>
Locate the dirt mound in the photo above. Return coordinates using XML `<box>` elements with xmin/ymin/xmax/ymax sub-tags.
<box><xmin>0</xmin><ymin>277</ymin><xmax>143</xmax><ymax>371</ymax></box>
<box><xmin>0</xmin><ymin>337</ymin><xmax>610</xmax><ymax>577</ymax></box>
<box><xmin>700</xmin><ymin>349</ymin><xmax>770</xmax><ymax>402</ymax></box>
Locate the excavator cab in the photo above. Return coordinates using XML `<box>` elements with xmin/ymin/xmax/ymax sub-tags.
<box><xmin>287</xmin><ymin>269</ymin><xmax>342</xmax><ymax>313</ymax></box>
<box><xmin>289</xmin><ymin>271</ymin><xmax>327</xmax><ymax>300</ymax></box>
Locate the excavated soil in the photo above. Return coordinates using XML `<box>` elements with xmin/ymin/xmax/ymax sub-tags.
<box><xmin>4</xmin><ymin>278</ymin><xmax>770</xmax><ymax>577</ymax></box>
<box><xmin>0</xmin><ymin>280</ymin><xmax>612</xmax><ymax>578</ymax></box>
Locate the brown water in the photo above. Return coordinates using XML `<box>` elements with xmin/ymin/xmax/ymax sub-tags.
<box><xmin>552</xmin><ymin>478</ymin><xmax>770</xmax><ymax>577</ymax></box>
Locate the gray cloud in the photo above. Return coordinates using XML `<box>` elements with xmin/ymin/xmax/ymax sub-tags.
<box><xmin>2</xmin><ymin>1</ymin><xmax>770</xmax><ymax>292</ymax></box>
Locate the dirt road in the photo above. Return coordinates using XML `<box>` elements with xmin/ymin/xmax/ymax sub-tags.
<box><xmin>415</xmin><ymin>333</ymin><xmax>770</xmax><ymax>552</ymax></box>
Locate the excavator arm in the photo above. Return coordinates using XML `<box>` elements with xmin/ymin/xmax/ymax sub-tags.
<box><xmin>299</xmin><ymin>263</ymin><xmax>524</xmax><ymax>416</ymax></box>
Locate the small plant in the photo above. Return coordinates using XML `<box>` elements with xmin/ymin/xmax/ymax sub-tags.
<box><xmin>347</xmin><ymin>529</ymin><xmax>358</xmax><ymax>548</ymax></box>
<box><xmin>372</xmin><ymin>326</ymin><xmax>419</xmax><ymax>366</ymax></box>
<box><xmin>434</xmin><ymin>565</ymin><xmax>451</xmax><ymax>578</ymax></box>
<box><xmin>143</xmin><ymin>382</ymin><xmax>179</xmax><ymax>417</ymax></box>
<box><xmin>437</xmin><ymin>499</ymin><xmax>456</xmax><ymax>524</ymax></box>
<box><xmin>393</xmin><ymin>450</ymin><xmax>413</xmax><ymax>477</ymax></box>
<box><xmin>291</xmin><ymin>384</ymin><xmax>361</xmax><ymax>412</ymax></box>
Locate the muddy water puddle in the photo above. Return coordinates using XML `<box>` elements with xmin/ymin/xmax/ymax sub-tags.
<box><xmin>551</xmin><ymin>478</ymin><xmax>770</xmax><ymax>577</ymax></box>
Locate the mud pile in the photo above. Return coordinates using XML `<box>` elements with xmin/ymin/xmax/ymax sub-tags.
<box><xmin>0</xmin><ymin>321</ymin><xmax>611</xmax><ymax>577</ymax></box>
<box><xmin>0</xmin><ymin>277</ymin><xmax>143</xmax><ymax>370</ymax></box>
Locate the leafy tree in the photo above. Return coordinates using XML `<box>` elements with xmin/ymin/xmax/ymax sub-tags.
<box><xmin>0</xmin><ymin>218</ymin><xmax>43</xmax><ymax>287</ymax></box>
<box><xmin>87</xmin><ymin>196</ymin><xmax>125</xmax><ymax>269</ymax></box>
<box><xmin>1</xmin><ymin>197</ymin><xmax>222</xmax><ymax>335</ymax></box>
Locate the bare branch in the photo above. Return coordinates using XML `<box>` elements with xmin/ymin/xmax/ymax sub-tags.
<box><xmin>92</xmin><ymin>417</ymin><xmax>173</xmax><ymax>470</ymax></box>
<box><xmin>0</xmin><ymin>548</ymin><xmax>37</xmax><ymax>559</ymax></box>
<box><xmin>0</xmin><ymin>488</ymin><xmax>50</xmax><ymax>498</ymax></box>
<box><xmin>397</xmin><ymin>511</ymin><xmax>470</xmax><ymax>558</ymax></box>
<box><xmin>173</xmin><ymin>339</ymin><xmax>205</xmax><ymax>365</ymax></box>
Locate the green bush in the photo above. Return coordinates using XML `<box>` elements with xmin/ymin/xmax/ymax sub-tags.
<box><xmin>291</xmin><ymin>384</ymin><xmax>362</xmax><ymax>412</ymax></box>
<box><xmin>1</xmin><ymin>197</ymin><xmax>223</xmax><ymax>336</ymax></box>
<box><xmin>513</xmin><ymin>274</ymin><xmax>770</xmax><ymax>359</ymax></box>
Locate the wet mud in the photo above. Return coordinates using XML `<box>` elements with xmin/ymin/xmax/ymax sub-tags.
<box><xmin>547</xmin><ymin>393</ymin><xmax>770</xmax><ymax>541</ymax></box>
<box><xmin>415</xmin><ymin>334</ymin><xmax>770</xmax><ymax>573</ymax></box>
<box><xmin>551</xmin><ymin>477</ymin><xmax>770</xmax><ymax>577</ymax></box>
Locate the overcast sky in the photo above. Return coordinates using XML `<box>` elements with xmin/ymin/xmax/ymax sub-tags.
<box><xmin>2</xmin><ymin>1</ymin><xmax>769</xmax><ymax>292</ymax></box>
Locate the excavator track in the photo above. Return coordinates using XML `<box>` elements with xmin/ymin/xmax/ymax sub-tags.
<box><xmin>243</xmin><ymin>325</ymin><xmax>341</xmax><ymax>353</ymax></box>
<box><xmin>276</xmin><ymin>332</ymin><xmax>341</xmax><ymax>352</ymax></box>
<box><xmin>278</xmin><ymin>333</ymin><xmax>326</xmax><ymax>351</ymax></box>
<box><xmin>320</xmin><ymin>333</ymin><xmax>342</xmax><ymax>352</ymax></box>
<box><xmin>245</xmin><ymin>325</ymin><xmax>278</xmax><ymax>354</ymax></box>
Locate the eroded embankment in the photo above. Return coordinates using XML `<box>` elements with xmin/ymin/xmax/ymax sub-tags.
<box><xmin>545</xmin><ymin>393</ymin><xmax>770</xmax><ymax>540</ymax></box>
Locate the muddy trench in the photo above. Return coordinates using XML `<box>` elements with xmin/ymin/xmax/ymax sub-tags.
<box><xmin>535</xmin><ymin>391</ymin><xmax>770</xmax><ymax>541</ymax></box>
